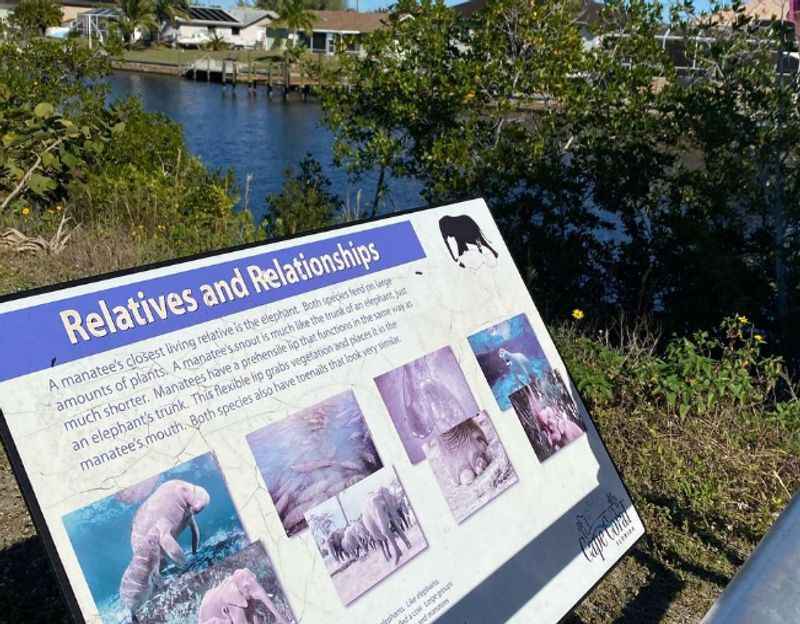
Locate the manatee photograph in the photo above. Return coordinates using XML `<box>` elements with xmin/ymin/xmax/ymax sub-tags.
<box><xmin>305</xmin><ymin>467</ymin><xmax>427</xmax><ymax>605</ymax></box>
<box><xmin>375</xmin><ymin>346</ymin><xmax>480</xmax><ymax>464</ymax></box>
<box><xmin>246</xmin><ymin>389</ymin><xmax>383</xmax><ymax>537</ymax></box>
<box><xmin>468</xmin><ymin>313</ymin><xmax>549</xmax><ymax>410</ymax></box>
<box><xmin>62</xmin><ymin>453</ymin><xmax>248</xmax><ymax>624</ymax></box>
<box><xmin>129</xmin><ymin>541</ymin><xmax>296</xmax><ymax>624</ymax></box>
<box><xmin>509</xmin><ymin>371</ymin><xmax>587</xmax><ymax>462</ymax></box>
<box><xmin>424</xmin><ymin>410</ymin><xmax>518</xmax><ymax>523</ymax></box>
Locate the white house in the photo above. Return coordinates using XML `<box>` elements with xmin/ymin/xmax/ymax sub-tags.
<box><xmin>267</xmin><ymin>10</ymin><xmax>388</xmax><ymax>55</ymax></box>
<box><xmin>1</xmin><ymin>0</ymin><xmax>105</xmax><ymax>23</ymax></box>
<box><xmin>162</xmin><ymin>7</ymin><xmax>278</xmax><ymax>49</ymax></box>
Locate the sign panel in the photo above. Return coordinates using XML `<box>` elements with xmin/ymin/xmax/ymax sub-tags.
<box><xmin>0</xmin><ymin>199</ymin><xmax>644</xmax><ymax>624</ymax></box>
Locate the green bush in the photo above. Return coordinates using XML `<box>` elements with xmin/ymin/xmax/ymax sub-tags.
<box><xmin>68</xmin><ymin>162</ymin><xmax>258</xmax><ymax>257</ymax></box>
<box><xmin>264</xmin><ymin>155</ymin><xmax>343</xmax><ymax>238</ymax></box>
<box><xmin>563</xmin><ymin>316</ymin><xmax>787</xmax><ymax>424</ymax></box>
<box><xmin>555</xmin><ymin>315</ymin><xmax>799</xmax><ymax>622</ymax></box>
<box><xmin>101</xmin><ymin>99</ymin><xmax>186</xmax><ymax>175</ymax></box>
<box><xmin>8</xmin><ymin>0</ymin><xmax>63</xmax><ymax>38</ymax></box>
<box><xmin>48</xmin><ymin>97</ymin><xmax>259</xmax><ymax>256</ymax></box>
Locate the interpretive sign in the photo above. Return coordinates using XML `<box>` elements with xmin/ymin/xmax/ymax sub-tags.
<box><xmin>0</xmin><ymin>199</ymin><xmax>644</xmax><ymax>624</ymax></box>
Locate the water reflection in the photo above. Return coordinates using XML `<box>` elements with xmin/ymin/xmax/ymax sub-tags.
<box><xmin>108</xmin><ymin>71</ymin><xmax>423</xmax><ymax>219</ymax></box>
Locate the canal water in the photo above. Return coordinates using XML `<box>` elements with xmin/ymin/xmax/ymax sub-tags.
<box><xmin>108</xmin><ymin>71</ymin><xmax>424</xmax><ymax>220</ymax></box>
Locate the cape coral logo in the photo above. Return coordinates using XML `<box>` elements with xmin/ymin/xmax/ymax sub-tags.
<box><xmin>438</xmin><ymin>215</ymin><xmax>499</xmax><ymax>268</ymax></box>
<box><xmin>576</xmin><ymin>493</ymin><xmax>636</xmax><ymax>563</ymax></box>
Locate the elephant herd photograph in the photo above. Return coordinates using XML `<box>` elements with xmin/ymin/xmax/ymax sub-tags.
<box><xmin>305</xmin><ymin>468</ymin><xmax>428</xmax><ymax>605</ymax></box>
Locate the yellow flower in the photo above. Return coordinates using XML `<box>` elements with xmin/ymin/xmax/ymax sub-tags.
<box><xmin>754</xmin><ymin>334</ymin><xmax>765</xmax><ymax>344</ymax></box>
<box><xmin>572</xmin><ymin>308</ymin><xmax>585</xmax><ymax>320</ymax></box>
<box><xmin>737</xmin><ymin>315</ymin><xmax>749</xmax><ymax>325</ymax></box>
<box><xmin>21</xmin><ymin>207</ymin><xmax>30</xmax><ymax>216</ymax></box>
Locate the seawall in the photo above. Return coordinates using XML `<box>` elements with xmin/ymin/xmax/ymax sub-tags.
<box><xmin>112</xmin><ymin>60</ymin><xmax>183</xmax><ymax>76</ymax></box>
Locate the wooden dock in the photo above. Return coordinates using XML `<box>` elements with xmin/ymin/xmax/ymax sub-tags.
<box><xmin>182</xmin><ymin>57</ymin><xmax>323</xmax><ymax>98</ymax></box>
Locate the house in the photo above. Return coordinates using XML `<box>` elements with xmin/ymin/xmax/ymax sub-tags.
<box><xmin>0</xmin><ymin>0</ymin><xmax>105</xmax><ymax>23</ymax></box>
<box><xmin>713</xmin><ymin>0</ymin><xmax>799</xmax><ymax>70</ymax></box>
<box><xmin>162</xmin><ymin>7</ymin><xmax>278</xmax><ymax>49</ymax></box>
<box><xmin>266</xmin><ymin>10</ymin><xmax>388</xmax><ymax>55</ymax></box>
<box><xmin>715</xmin><ymin>0</ymin><xmax>797</xmax><ymax>25</ymax></box>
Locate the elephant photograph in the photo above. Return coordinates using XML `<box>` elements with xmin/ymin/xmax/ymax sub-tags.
<box><xmin>305</xmin><ymin>467</ymin><xmax>427</xmax><ymax>606</ymax></box>
<box><xmin>375</xmin><ymin>346</ymin><xmax>481</xmax><ymax>464</ymax></box>
<box><xmin>123</xmin><ymin>541</ymin><xmax>296</xmax><ymax>624</ymax></box>
<box><xmin>468</xmin><ymin>313</ymin><xmax>549</xmax><ymax>410</ymax></box>
<box><xmin>246</xmin><ymin>389</ymin><xmax>383</xmax><ymax>538</ymax></box>
<box><xmin>62</xmin><ymin>452</ymin><xmax>249</xmax><ymax>624</ymax></box>
<box><xmin>424</xmin><ymin>411</ymin><xmax>518</xmax><ymax>523</ymax></box>
<box><xmin>509</xmin><ymin>372</ymin><xmax>587</xmax><ymax>463</ymax></box>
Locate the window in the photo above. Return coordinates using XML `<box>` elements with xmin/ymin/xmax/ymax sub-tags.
<box><xmin>312</xmin><ymin>32</ymin><xmax>326</xmax><ymax>52</ymax></box>
<box><xmin>232</xmin><ymin>27</ymin><xmax>240</xmax><ymax>35</ymax></box>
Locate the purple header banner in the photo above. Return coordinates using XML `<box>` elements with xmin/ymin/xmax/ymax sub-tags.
<box><xmin>0</xmin><ymin>221</ymin><xmax>425</xmax><ymax>383</ymax></box>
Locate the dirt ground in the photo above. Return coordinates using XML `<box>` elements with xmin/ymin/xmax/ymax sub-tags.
<box><xmin>328</xmin><ymin>523</ymin><xmax>428</xmax><ymax>606</ymax></box>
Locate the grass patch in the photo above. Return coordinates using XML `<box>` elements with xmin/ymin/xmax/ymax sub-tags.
<box><xmin>557</xmin><ymin>322</ymin><xmax>800</xmax><ymax>623</ymax></box>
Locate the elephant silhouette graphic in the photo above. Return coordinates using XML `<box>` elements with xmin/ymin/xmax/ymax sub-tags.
<box><xmin>439</xmin><ymin>215</ymin><xmax>499</xmax><ymax>268</ymax></box>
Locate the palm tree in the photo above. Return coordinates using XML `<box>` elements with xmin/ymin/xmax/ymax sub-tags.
<box><xmin>204</xmin><ymin>32</ymin><xmax>230</xmax><ymax>51</ymax></box>
<box><xmin>154</xmin><ymin>0</ymin><xmax>189</xmax><ymax>42</ymax></box>
<box><xmin>115</xmin><ymin>0</ymin><xmax>158</xmax><ymax>47</ymax></box>
<box><xmin>278</xmin><ymin>0</ymin><xmax>315</xmax><ymax>52</ymax></box>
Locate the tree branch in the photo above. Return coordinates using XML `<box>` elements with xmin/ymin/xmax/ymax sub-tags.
<box><xmin>0</xmin><ymin>136</ymin><xmax>65</xmax><ymax>213</ymax></box>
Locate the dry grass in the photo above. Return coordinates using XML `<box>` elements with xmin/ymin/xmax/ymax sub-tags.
<box><xmin>0</xmin><ymin>227</ymin><xmax>169</xmax><ymax>296</ymax></box>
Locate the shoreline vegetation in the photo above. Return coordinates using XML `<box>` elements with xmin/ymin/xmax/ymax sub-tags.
<box><xmin>1</xmin><ymin>0</ymin><xmax>800</xmax><ymax>622</ymax></box>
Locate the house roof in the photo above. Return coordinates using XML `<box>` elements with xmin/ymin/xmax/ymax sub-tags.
<box><xmin>308</xmin><ymin>10</ymin><xmax>388</xmax><ymax>33</ymax></box>
<box><xmin>228</xmin><ymin>7</ymin><xmax>277</xmax><ymax>26</ymax></box>
<box><xmin>179</xmin><ymin>6</ymin><xmax>276</xmax><ymax>28</ymax></box>
<box><xmin>78</xmin><ymin>7</ymin><xmax>119</xmax><ymax>16</ymax></box>
<box><xmin>715</xmin><ymin>0</ymin><xmax>795</xmax><ymax>24</ymax></box>
<box><xmin>451</xmin><ymin>0</ymin><xmax>603</xmax><ymax>25</ymax></box>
